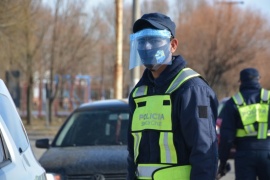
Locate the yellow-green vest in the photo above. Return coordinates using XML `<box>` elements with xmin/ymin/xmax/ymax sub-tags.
<box><xmin>131</xmin><ymin>68</ymin><xmax>201</xmax><ymax>180</ymax></box>
<box><xmin>233</xmin><ymin>89</ymin><xmax>270</xmax><ymax>139</ymax></box>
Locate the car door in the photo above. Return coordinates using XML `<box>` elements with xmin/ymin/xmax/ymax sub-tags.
<box><xmin>0</xmin><ymin>115</ymin><xmax>27</xmax><ymax>179</ymax></box>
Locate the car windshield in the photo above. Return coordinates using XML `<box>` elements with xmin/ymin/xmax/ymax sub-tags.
<box><xmin>55</xmin><ymin>109</ymin><xmax>129</xmax><ymax>147</ymax></box>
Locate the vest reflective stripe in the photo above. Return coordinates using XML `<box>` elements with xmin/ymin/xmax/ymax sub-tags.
<box><xmin>166</xmin><ymin>68</ymin><xmax>200</xmax><ymax>93</ymax></box>
<box><xmin>261</xmin><ymin>88</ymin><xmax>269</xmax><ymax>103</ymax></box>
<box><xmin>232</xmin><ymin>92</ymin><xmax>246</xmax><ymax>106</ymax></box>
<box><xmin>236</xmin><ymin>129</ymin><xmax>270</xmax><ymax>137</ymax></box>
<box><xmin>137</xmin><ymin>164</ymin><xmax>169</xmax><ymax>179</ymax></box>
<box><xmin>137</xmin><ymin>164</ymin><xmax>191</xmax><ymax>180</ymax></box>
<box><xmin>159</xmin><ymin>132</ymin><xmax>177</xmax><ymax>164</ymax></box>
<box><xmin>132</xmin><ymin>68</ymin><xmax>200</xmax><ymax>98</ymax></box>
<box><xmin>245</xmin><ymin>124</ymin><xmax>256</xmax><ymax>134</ymax></box>
<box><xmin>133</xmin><ymin>85</ymin><xmax>148</xmax><ymax>98</ymax></box>
<box><xmin>132</xmin><ymin>132</ymin><xmax>142</xmax><ymax>162</ymax></box>
<box><xmin>259</xmin><ymin>89</ymin><xmax>269</xmax><ymax>139</ymax></box>
<box><xmin>258</xmin><ymin>122</ymin><xmax>268</xmax><ymax>139</ymax></box>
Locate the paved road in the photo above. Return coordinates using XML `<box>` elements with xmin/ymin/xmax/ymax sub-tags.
<box><xmin>220</xmin><ymin>160</ymin><xmax>235</xmax><ymax>180</ymax></box>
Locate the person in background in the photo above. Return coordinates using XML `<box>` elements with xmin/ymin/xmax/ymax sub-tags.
<box><xmin>217</xmin><ymin>68</ymin><xmax>270</xmax><ymax>180</ymax></box>
<box><xmin>127</xmin><ymin>12</ymin><xmax>218</xmax><ymax>180</ymax></box>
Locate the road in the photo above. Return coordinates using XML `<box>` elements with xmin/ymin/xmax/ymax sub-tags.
<box><xmin>30</xmin><ymin>139</ymin><xmax>47</xmax><ymax>160</ymax></box>
<box><xmin>30</xmin><ymin>137</ymin><xmax>236</xmax><ymax>180</ymax></box>
<box><xmin>220</xmin><ymin>160</ymin><xmax>235</xmax><ymax>180</ymax></box>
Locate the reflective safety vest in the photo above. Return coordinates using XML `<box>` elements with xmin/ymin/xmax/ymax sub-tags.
<box><xmin>131</xmin><ymin>68</ymin><xmax>201</xmax><ymax>180</ymax></box>
<box><xmin>233</xmin><ymin>89</ymin><xmax>270</xmax><ymax>139</ymax></box>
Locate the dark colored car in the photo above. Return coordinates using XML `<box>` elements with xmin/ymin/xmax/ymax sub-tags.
<box><xmin>36</xmin><ymin>99</ymin><xmax>129</xmax><ymax>180</ymax></box>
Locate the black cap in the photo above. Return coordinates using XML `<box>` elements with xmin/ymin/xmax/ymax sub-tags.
<box><xmin>240</xmin><ymin>68</ymin><xmax>260</xmax><ymax>82</ymax></box>
<box><xmin>133</xmin><ymin>12</ymin><xmax>176</xmax><ymax>37</ymax></box>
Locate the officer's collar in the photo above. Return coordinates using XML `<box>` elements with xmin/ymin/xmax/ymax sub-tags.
<box><xmin>239</xmin><ymin>81</ymin><xmax>261</xmax><ymax>91</ymax></box>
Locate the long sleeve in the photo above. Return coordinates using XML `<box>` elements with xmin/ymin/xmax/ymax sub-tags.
<box><xmin>218</xmin><ymin>99</ymin><xmax>237</xmax><ymax>163</ymax></box>
<box><xmin>179</xmin><ymin>84</ymin><xmax>219</xmax><ymax>180</ymax></box>
<box><xmin>126</xmin><ymin>95</ymin><xmax>136</xmax><ymax>180</ymax></box>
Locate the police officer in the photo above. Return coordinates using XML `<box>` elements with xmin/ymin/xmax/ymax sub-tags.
<box><xmin>127</xmin><ymin>12</ymin><xmax>218</xmax><ymax>180</ymax></box>
<box><xmin>217</xmin><ymin>68</ymin><xmax>270</xmax><ymax>180</ymax></box>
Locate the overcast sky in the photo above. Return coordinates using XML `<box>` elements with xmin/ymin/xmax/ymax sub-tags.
<box><xmin>239</xmin><ymin>0</ymin><xmax>270</xmax><ymax>17</ymax></box>
<box><xmin>94</xmin><ymin>0</ymin><xmax>270</xmax><ymax>18</ymax></box>
<box><xmin>42</xmin><ymin>0</ymin><xmax>270</xmax><ymax>19</ymax></box>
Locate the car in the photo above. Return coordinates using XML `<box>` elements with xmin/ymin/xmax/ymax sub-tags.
<box><xmin>35</xmin><ymin>99</ymin><xmax>129</xmax><ymax>180</ymax></box>
<box><xmin>0</xmin><ymin>79</ymin><xmax>46</xmax><ymax>179</ymax></box>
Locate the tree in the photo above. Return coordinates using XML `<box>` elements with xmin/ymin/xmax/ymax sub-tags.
<box><xmin>0</xmin><ymin>0</ymin><xmax>50</xmax><ymax>125</ymax></box>
<box><xmin>44</xmin><ymin>0</ymin><xmax>103</xmax><ymax>124</ymax></box>
<box><xmin>176</xmin><ymin>3</ymin><xmax>270</xmax><ymax>98</ymax></box>
<box><xmin>141</xmin><ymin>0</ymin><xmax>169</xmax><ymax>14</ymax></box>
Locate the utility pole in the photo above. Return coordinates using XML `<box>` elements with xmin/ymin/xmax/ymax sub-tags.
<box><xmin>216</xmin><ymin>0</ymin><xmax>244</xmax><ymax>20</ymax></box>
<box><xmin>130</xmin><ymin>0</ymin><xmax>140</xmax><ymax>92</ymax></box>
<box><xmin>216</xmin><ymin>0</ymin><xmax>244</xmax><ymax>5</ymax></box>
<box><xmin>114</xmin><ymin>0</ymin><xmax>123</xmax><ymax>99</ymax></box>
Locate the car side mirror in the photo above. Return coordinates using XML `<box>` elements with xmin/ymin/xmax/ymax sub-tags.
<box><xmin>35</xmin><ymin>138</ymin><xmax>50</xmax><ymax>149</ymax></box>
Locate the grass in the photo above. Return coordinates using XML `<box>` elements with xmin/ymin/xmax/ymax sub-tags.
<box><xmin>22</xmin><ymin>117</ymin><xmax>65</xmax><ymax>137</ymax></box>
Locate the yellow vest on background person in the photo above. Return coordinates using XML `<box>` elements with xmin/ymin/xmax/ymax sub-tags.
<box><xmin>233</xmin><ymin>89</ymin><xmax>270</xmax><ymax>139</ymax></box>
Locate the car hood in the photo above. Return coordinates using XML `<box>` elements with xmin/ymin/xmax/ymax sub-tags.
<box><xmin>39</xmin><ymin>145</ymin><xmax>128</xmax><ymax>175</ymax></box>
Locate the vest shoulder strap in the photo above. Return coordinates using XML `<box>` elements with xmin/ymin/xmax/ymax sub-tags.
<box><xmin>232</xmin><ymin>92</ymin><xmax>245</xmax><ymax>106</ymax></box>
<box><xmin>165</xmin><ymin>68</ymin><xmax>201</xmax><ymax>94</ymax></box>
<box><xmin>260</xmin><ymin>88</ymin><xmax>270</xmax><ymax>103</ymax></box>
<box><xmin>233</xmin><ymin>89</ymin><xmax>270</xmax><ymax>106</ymax></box>
<box><xmin>132</xmin><ymin>68</ymin><xmax>201</xmax><ymax>98</ymax></box>
<box><xmin>132</xmin><ymin>85</ymin><xmax>148</xmax><ymax>98</ymax></box>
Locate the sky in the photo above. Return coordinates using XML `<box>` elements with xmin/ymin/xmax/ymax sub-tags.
<box><xmin>230</xmin><ymin>0</ymin><xmax>270</xmax><ymax>17</ymax></box>
<box><xmin>42</xmin><ymin>0</ymin><xmax>270</xmax><ymax>19</ymax></box>
<box><xmin>90</xmin><ymin>0</ymin><xmax>270</xmax><ymax>19</ymax></box>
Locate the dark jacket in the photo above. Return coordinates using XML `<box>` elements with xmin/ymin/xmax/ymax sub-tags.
<box><xmin>127</xmin><ymin>55</ymin><xmax>219</xmax><ymax>180</ymax></box>
<box><xmin>218</xmin><ymin>81</ymin><xmax>270</xmax><ymax>164</ymax></box>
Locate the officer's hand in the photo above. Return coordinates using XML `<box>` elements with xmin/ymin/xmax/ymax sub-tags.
<box><xmin>216</xmin><ymin>162</ymin><xmax>230</xmax><ymax>179</ymax></box>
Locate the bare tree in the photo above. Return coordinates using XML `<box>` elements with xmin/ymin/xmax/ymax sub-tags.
<box><xmin>141</xmin><ymin>0</ymin><xmax>169</xmax><ymax>15</ymax></box>
<box><xmin>0</xmin><ymin>1</ymin><xmax>24</xmax><ymax>77</ymax></box>
<box><xmin>0</xmin><ymin>0</ymin><xmax>50</xmax><ymax>125</ymax></box>
<box><xmin>44</xmin><ymin>0</ymin><xmax>104</xmax><ymax>124</ymax></box>
<box><xmin>177</xmin><ymin>3</ymin><xmax>270</xmax><ymax>98</ymax></box>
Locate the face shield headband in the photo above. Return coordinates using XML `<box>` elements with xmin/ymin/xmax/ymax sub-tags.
<box><xmin>129</xmin><ymin>29</ymin><xmax>172</xmax><ymax>70</ymax></box>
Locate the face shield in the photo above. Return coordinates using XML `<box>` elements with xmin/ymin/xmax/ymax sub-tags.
<box><xmin>129</xmin><ymin>29</ymin><xmax>172</xmax><ymax>70</ymax></box>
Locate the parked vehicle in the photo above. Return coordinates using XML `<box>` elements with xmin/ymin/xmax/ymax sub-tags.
<box><xmin>36</xmin><ymin>99</ymin><xmax>129</xmax><ymax>180</ymax></box>
<box><xmin>0</xmin><ymin>79</ymin><xmax>46</xmax><ymax>179</ymax></box>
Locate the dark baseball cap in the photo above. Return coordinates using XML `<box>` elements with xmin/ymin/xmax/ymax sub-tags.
<box><xmin>133</xmin><ymin>12</ymin><xmax>176</xmax><ymax>37</ymax></box>
<box><xmin>240</xmin><ymin>68</ymin><xmax>260</xmax><ymax>82</ymax></box>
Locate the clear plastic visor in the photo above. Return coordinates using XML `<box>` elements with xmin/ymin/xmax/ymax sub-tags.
<box><xmin>129</xmin><ymin>29</ymin><xmax>172</xmax><ymax>70</ymax></box>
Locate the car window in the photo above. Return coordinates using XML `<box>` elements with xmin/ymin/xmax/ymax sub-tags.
<box><xmin>0</xmin><ymin>95</ymin><xmax>28</xmax><ymax>152</ymax></box>
<box><xmin>55</xmin><ymin>110</ymin><xmax>129</xmax><ymax>147</ymax></box>
<box><xmin>0</xmin><ymin>131</ymin><xmax>5</xmax><ymax>162</ymax></box>
<box><xmin>0</xmin><ymin>129</ymin><xmax>11</xmax><ymax>168</ymax></box>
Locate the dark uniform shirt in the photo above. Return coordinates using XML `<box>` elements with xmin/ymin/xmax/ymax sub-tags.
<box><xmin>218</xmin><ymin>81</ymin><xmax>270</xmax><ymax>163</ymax></box>
<box><xmin>127</xmin><ymin>55</ymin><xmax>218</xmax><ymax>180</ymax></box>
